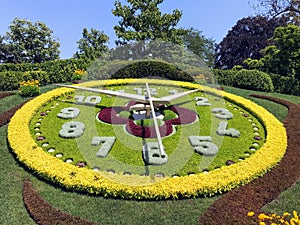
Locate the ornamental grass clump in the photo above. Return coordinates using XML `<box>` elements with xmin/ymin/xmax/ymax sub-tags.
<box><xmin>248</xmin><ymin>211</ymin><xmax>300</xmax><ymax>225</ymax></box>
<box><xmin>19</xmin><ymin>80</ymin><xmax>40</xmax><ymax>97</ymax></box>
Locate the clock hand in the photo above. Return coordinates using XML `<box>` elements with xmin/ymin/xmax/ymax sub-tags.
<box><xmin>159</xmin><ymin>88</ymin><xmax>200</xmax><ymax>102</ymax></box>
<box><xmin>145</xmin><ymin>83</ymin><xmax>166</xmax><ymax>157</ymax></box>
<box><xmin>54</xmin><ymin>84</ymin><xmax>170</xmax><ymax>105</ymax></box>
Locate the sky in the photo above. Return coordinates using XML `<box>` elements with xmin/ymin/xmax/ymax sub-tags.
<box><xmin>0</xmin><ymin>0</ymin><xmax>256</xmax><ymax>59</ymax></box>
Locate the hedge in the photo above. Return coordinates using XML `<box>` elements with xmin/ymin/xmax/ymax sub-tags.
<box><xmin>111</xmin><ymin>60</ymin><xmax>194</xmax><ymax>82</ymax></box>
<box><xmin>234</xmin><ymin>69</ymin><xmax>274</xmax><ymax>92</ymax></box>
<box><xmin>0</xmin><ymin>59</ymin><xmax>91</xmax><ymax>91</ymax></box>
<box><xmin>214</xmin><ymin>69</ymin><xmax>274</xmax><ymax>92</ymax></box>
<box><xmin>270</xmin><ymin>73</ymin><xmax>300</xmax><ymax>96</ymax></box>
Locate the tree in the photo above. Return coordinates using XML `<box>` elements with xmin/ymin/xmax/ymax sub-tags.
<box><xmin>1</xmin><ymin>18</ymin><xmax>60</xmax><ymax>63</ymax></box>
<box><xmin>248</xmin><ymin>24</ymin><xmax>300</xmax><ymax>78</ymax></box>
<box><xmin>251</xmin><ymin>0</ymin><xmax>300</xmax><ymax>24</ymax></box>
<box><xmin>183</xmin><ymin>28</ymin><xmax>216</xmax><ymax>67</ymax></box>
<box><xmin>112</xmin><ymin>0</ymin><xmax>188</xmax><ymax>45</ymax></box>
<box><xmin>214</xmin><ymin>16</ymin><xmax>286</xmax><ymax>69</ymax></box>
<box><xmin>74</xmin><ymin>28</ymin><xmax>109</xmax><ymax>60</ymax></box>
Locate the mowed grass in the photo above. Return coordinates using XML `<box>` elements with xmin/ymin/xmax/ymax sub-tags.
<box><xmin>1</xmin><ymin>84</ymin><xmax>300</xmax><ymax>224</ymax></box>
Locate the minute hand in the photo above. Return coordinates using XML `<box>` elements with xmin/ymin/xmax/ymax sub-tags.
<box><xmin>145</xmin><ymin>83</ymin><xmax>165</xmax><ymax>157</ymax></box>
<box><xmin>54</xmin><ymin>84</ymin><xmax>170</xmax><ymax>104</ymax></box>
<box><xmin>159</xmin><ymin>88</ymin><xmax>200</xmax><ymax>102</ymax></box>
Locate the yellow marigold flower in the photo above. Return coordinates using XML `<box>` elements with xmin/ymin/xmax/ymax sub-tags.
<box><xmin>283</xmin><ymin>212</ymin><xmax>291</xmax><ymax>217</ymax></box>
<box><xmin>258</xmin><ymin>213</ymin><xmax>272</xmax><ymax>221</ymax></box>
<box><xmin>247</xmin><ymin>211</ymin><xmax>255</xmax><ymax>217</ymax></box>
<box><xmin>259</xmin><ymin>222</ymin><xmax>267</xmax><ymax>225</ymax></box>
<box><xmin>293</xmin><ymin>211</ymin><xmax>299</xmax><ymax>220</ymax></box>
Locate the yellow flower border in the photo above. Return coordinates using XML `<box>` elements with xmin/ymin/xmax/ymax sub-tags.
<box><xmin>8</xmin><ymin>79</ymin><xmax>287</xmax><ymax>199</ymax></box>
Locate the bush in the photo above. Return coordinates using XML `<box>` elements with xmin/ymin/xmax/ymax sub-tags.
<box><xmin>0</xmin><ymin>71</ymin><xmax>24</xmax><ymax>91</ymax></box>
<box><xmin>23</xmin><ymin>70</ymin><xmax>50</xmax><ymax>85</ymax></box>
<box><xmin>86</xmin><ymin>60</ymin><xmax>130</xmax><ymax>80</ymax></box>
<box><xmin>270</xmin><ymin>73</ymin><xmax>300</xmax><ymax>96</ymax></box>
<box><xmin>0</xmin><ymin>58</ymin><xmax>91</xmax><ymax>85</ymax></box>
<box><xmin>0</xmin><ymin>70</ymin><xmax>49</xmax><ymax>91</ymax></box>
<box><xmin>111</xmin><ymin>60</ymin><xmax>194</xmax><ymax>82</ymax></box>
<box><xmin>213</xmin><ymin>69</ymin><xmax>237</xmax><ymax>86</ymax></box>
<box><xmin>19</xmin><ymin>80</ymin><xmax>40</xmax><ymax>97</ymax></box>
<box><xmin>234</xmin><ymin>69</ymin><xmax>274</xmax><ymax>92</ymax></box>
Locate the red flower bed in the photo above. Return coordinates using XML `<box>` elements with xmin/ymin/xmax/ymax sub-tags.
<box><xmin>126</xmin><ymin>119</ymin><xmax>173</xmax><ymax>138</ymax></box>
<box><xmin>98</xmin><ymin>103</ymin><xmax>197</xmax><ymax>138</ymax></box>
<box><xmin>168</xmin><ymin>106</ymin><xmax>197</xmax><ymax>125</ymax></box>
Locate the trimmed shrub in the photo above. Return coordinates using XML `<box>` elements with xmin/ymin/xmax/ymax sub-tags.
<box><xmin>0</xmin><ymin>71</ymin><xmax>24</xmax><ymax>91</ymax></box>
<box><xmin>213</xmin><ymin>69</ymin><xmax>237</xmax><ymax>86</ymax></box>
<box><xmin>86</xmin><ymin>60</ymin><xmax>130</xmax><ymax>80</ymax></box>
<box><xmin>23</xmin><ymin>70</ymin><xmax>50</xmax><ymax>85</ymax></box>
<box><xmin>234</xmin><ymin>69</ymin><xmax>274</xmax><ymax>92</ymax></box>
<box><xmin>270</xmin><ymin>73</ymin><xmax>300</xmax><ymax>96</ymax></box>
<box><xmin>111</xmin><ymin>60</ymin><xmax>194</xmax><ymax>82</ymax></box>
<box><xmin>0</xmin><ymin>58</ymin><xmax>90</xmax><ymax>87</ymax></box>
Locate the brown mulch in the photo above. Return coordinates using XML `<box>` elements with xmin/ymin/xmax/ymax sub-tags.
<box><xmin>199</xmin><ymin>94</ymin><xmax>300</xmax><ymax>225</ymax></box>
<box><xmin>0</xmin><ymin>91</ymin><xmax>15</xmax><ymax>100</ymax></box>
<box><xmin>22</xmin><ymin>180</ymin><xmax>101</xmax><ymax>225</ymax></box>
<box><xmin>0</xmin><ymin>100</ymin><xmax>30</xmax><ymax>127</ymax></box>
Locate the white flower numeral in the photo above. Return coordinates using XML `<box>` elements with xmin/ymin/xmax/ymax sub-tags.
<box><xmin>59</xmin><ymin>121</ymin><xmax>85</xmax><ymax>138</ymax></box>
<box><xmin>57</xmin><ymin>107</ymin><xmax>80</xmax><ymax>119</ymax></box>
<box><xmin>212</xmin><ymin>108</ymin><xmax>233</xmax><ymax>120</ymax></box>
<box><xmin>74</xmin><ymin>95</ymin><xmax>101</xmax><ymax>105</ymax></box>
<box><xmin>91</xmin><ymin>136</ymin><xmax>116</xmax><ymax>158</ymax></box>
<box><xmin>142</xmin><ymin>142</ymin><xmax>168</xmax><ymax>165</ymax></box>
<box><xmin>188</xmin><ymin>136</ymin><xmax>219</xmax><ymax>156</ymax></box>
<box><xmin>194</xmin><ymin>97</ymin><xmax>211</xmax><ymax>106</ymax></box>
<box><xmin>217</xmin><ymin>121</ymin><xmax>240</xmax><ymax>138</ymax></box>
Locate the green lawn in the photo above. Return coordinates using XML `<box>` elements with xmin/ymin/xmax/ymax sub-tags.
<box><xmin>1</xmin><ymin>84</ymin><xmax>300</xmax><ymax>225</ymax></box>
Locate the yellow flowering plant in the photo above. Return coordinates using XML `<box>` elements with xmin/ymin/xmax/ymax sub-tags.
<box><xmin>72</xmin><ymin>69</ymin><xmax>87</xmax><ymax>81</ymax></box>
<box><xmin>19</xmin><ymin>80</ymin><xmax>40</xmax><ymax>97</ymax></box>
<box><xmin>248</xmin><ymin>211</ymin><xmax>300</xmax><ymax>225</ymax></box>
<box><xmin>8</xmin><ymin>79</ymin><xmax>287</xmax><ymax>199</ymax></box>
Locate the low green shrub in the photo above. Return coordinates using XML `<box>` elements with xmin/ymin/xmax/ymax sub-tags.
<box><xmin>0</xmin><ymin>70</ymin><xmax>49</xmax><ymax>91</ymax></box>
<box><xmin>270</xmin><ymin>73</ymin><xmax>300</xmax><ymax>96</ymax></box>
<box><xmin>0</xmin><ymin>59</ymin><xmax>91</xmax><ymax>85</ymax></box>
<box><xmin>85</xmin><ymin>60</ymin><xmax>130</xmax><ymax>80</ymax></box>
<box><xmin>213</xmin><ymin>69</ymin><xmax>237</xmax><ymax>86</ymax></box>
<box><xmin>0</xmin><ymin>71</ymin><xmax>24</xmax><ymax>91</ymax></box>
<box><xmin>111</xmin><ymin>60</ymin><xmax>194</xmax><ymax>82</ymax></box>
<box><xmin>23</xmin><ymin>70</ymin><xmax>50</xmax><ymax>85</ymax></box>
<box><xmin>234</xmin><ymin>69</ymin><xmax>274</xmax><ymax>92</ymax></box>
<box><xmin>19</xmin><ymin>80</ymin><xmax>40</xmax><ymax>97</ymax></box>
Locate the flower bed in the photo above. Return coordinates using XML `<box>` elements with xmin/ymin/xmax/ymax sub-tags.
<box><xmin>7</xmin><ymin>79</ymin><xmax>287</xmax><ymax>199</ymax></box>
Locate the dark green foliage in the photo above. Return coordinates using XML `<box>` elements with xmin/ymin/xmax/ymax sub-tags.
<box><xmin>270</xmin><ymin>73</ymin><xmax>300</xmax><ymax>96</ymax></box>
<box><xmin>86</xmin><ymin>60</ymin><xmax>130</xmax><ymax>80</ymax></box>
<box><xmin>214</xmin><ymin>69</ymin><xmax>274</xmax><ymax>92</ymax></box>
<box><xmin>213</xmin><ymin>69</ymin><xmax>237</xmax><ymax>86</ymax></box>
<box><xmin>234</xmin><ymin>69</ymin><xmax>274</xmax><ymax>92</ymax></box>
<box><xmin>74</xmin><ymin>28</ymin><xmax>109</xmax><ymax>60</ymax></box>
<box><xmin>22</xmin><ymin>71</ymin><xmax>50</xmax><ymax>85</ymax></box>
<box><xmin>0</xmin><ymin>71</ymin><xmax>23</xmax><ymax>91</ymax></box>
<box><xmin>0</xmin><ymin>59</ymin><xmax>90</xmax><ymax>91</ymax></box>
<box><xmin>111</xmin><ymin>60</ymin><xmax>194</xmax><ymax>82</ymax></box>
<box><xmin>112</xmin><ymin>0</ymin><xmax>187</xmax><ymax>45</ymax></box>
<box><xmin>214</xmin><ymin>16</ymin><xmax>287</xmax><ymax>69</ymax></box>
<box><xmin>1</xmin><ymin>18</ymin><xmax>60</xmax><ymax>63</ymax></box>
<box><xmin>182</xmin><ymin>28</ymin><xmax>216</xmax><ymax>67</ymax></box>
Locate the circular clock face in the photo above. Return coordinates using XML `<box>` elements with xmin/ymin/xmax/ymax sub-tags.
<box><xmin>29</xmin><ymin>79</ymin><xmax>265</xmax><ymax>180</ymax></box>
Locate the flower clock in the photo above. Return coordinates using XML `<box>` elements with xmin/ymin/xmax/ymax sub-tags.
<box><xmin>8</xmin><ymin>79</ymin><xmax>287</xmax><ymax>199</ymax></box>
